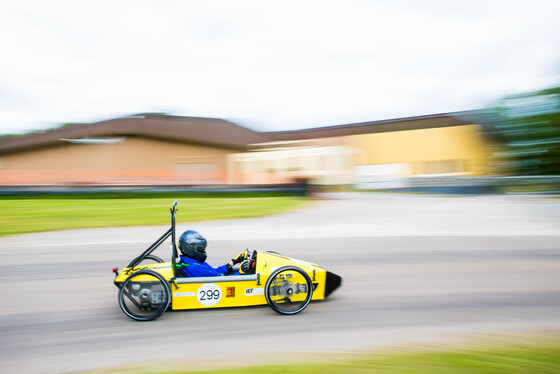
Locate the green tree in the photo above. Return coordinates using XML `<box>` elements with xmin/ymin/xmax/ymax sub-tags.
<box><xmin>484</xmin><ymin>86</ymin><xmax>560</xmax><ymax>175</ymax></box>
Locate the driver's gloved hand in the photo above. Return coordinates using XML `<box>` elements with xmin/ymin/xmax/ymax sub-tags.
<box><xmin>239</xmin><ymin>260</ymin><xmax>252</xmax><ymax>274</ymax></box>
<box><xmin>231</xmin><ymin>249</ymin><xmax>249</xmax><ymax>264</ymax></box>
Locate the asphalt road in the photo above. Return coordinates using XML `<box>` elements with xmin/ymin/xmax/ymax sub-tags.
<box><xmin>1</xmin><ymin>193</ymin><xmax>559</xmax><ymax>373</ymax></box>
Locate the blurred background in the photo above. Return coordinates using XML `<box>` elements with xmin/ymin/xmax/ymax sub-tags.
<box><xmin>1</xmin><ymin>91</ymin><xmax>559</xmax><ymax>196</ymax></box>
<box><xmin>0</xmin><ymin>1</ymin><xmax>559</xmax><ymax>373</ymax></box>
<box><xmin>1</xmin><ymin>0</ymin><xmax>559</xmax><ymax>195</ymax></box>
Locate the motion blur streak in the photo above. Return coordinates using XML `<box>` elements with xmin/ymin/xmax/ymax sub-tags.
<box><xmin>0</xmin><ymin>193</ymin><xmax>559</xmax><ymax>373</ymax></box>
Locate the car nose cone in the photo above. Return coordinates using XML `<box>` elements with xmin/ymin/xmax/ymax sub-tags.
<box><xmin>324</xmin><ymin>271</ymin><xmax>342</xmax><ymax>298</ymax></box>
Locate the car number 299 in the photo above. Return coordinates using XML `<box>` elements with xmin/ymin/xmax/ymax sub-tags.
<box><xmin>197</xmin><ymin>283</ymin><xmax>222</xmax><ymax>306</ymax></box>
<box><xmin>200</xmin><ymin>289</ymin><xmax>220</xmax><ymax>300</ymax></box>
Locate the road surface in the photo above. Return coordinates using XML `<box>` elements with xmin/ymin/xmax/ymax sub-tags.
<box><xmin>1</xmin><ymin>193</ymin><xmax>559</xmax><ymax>373</ymax></box>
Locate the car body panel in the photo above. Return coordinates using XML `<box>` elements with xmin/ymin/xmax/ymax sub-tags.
<box><xmin>114</xmin><ymin>251</ymin><xmax>335</xmax><ymax>311</ymax></box>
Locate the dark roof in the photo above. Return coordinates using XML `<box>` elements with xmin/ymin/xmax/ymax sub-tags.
<box><xmin>263</xmin><ymin>112</ymin><xmax>474</xmax><ymax>141</ymax></box>
<box><xmin>0</xmin><ymin>111</ymin><xmax>483</xmax><ymax>156</ymax></box>
<box><xmin>0</xmin><ymin>114</ymin><xmax>272</xmax><ymax>155</ymax></box>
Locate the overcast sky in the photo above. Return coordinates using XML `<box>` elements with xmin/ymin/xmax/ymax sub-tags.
<box><xmin>1</xmin><ymin>0</ymin><xmax>559</xmax><ymax>134</ymax></box>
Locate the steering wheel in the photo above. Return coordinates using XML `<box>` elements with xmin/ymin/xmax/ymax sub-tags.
<box><xmin>231</xmin><ymin>250</ymin><xmax>257</xmax><ymax>274</ymax></box>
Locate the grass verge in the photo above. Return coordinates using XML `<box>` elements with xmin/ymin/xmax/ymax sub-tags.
<box><xmin>0</xmin><ymin>195</ymin><xmax>307</xmax><ymax>236</ymax></box>
<box><xmin>135</xmin><ymin>336</ymin><xmax>560</xmax><ymax>374</ymax></box>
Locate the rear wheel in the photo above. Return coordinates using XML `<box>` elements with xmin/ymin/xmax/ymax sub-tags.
<box><xmin>265</xmin><ymin>266</ymin><xmax>313</xmax><ymax>315</ymax></box>
<box><xmin>118</xmin><ymin>270</ymin><xmax>171</xmax><ymax>321</ymax></box>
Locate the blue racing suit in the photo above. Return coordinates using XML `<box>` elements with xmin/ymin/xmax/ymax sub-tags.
<box><xmin>176</xmin><ymin>255</ymin><xmax>230</xmax><ymax>277</ymax></box>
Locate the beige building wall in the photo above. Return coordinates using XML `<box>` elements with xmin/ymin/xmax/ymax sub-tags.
<box><xmin>228</xmin><ymin>145</ymin><xmax>358</xmax><ymax>185</ymax></box>
<box><xmin>226</xmin><ymin>124</ymin><xmax>492</xmax><ymax>186</ymax></box>
<box><xmin>344</xmin><ymin>124</ymin><xmax>490</xmax><ymax>176</ymax></box>
<box><xmin>0</xmin><ymin>120</ymin><xmax>495</xmax><ymax>186</ymax></box>
<box><xmin>0</xmin><ymin>137</ymin><xmax>232</xmax><ymax>171</ymax></box>
<box><xmin>0</xmin><ymin>137</ymin><xmax>234</xmax><ymax>184</ymax></box>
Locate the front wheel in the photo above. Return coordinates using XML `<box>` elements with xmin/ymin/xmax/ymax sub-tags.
<box><xmin>265</xmin><ymin>266</ymin><xmax>313</xmax><ymax>315</ymax></box>
<box><xmin>118</xmin><ymin>270</ymin><xmax>171</xmax><ymax>321</ymax></box>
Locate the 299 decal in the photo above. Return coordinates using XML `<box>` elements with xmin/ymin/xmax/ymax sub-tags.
<box><xmin>200</xmin><ymin>289</ymin><xmax>220</xmax><ymax>300</ymax></box>
<box><xmin>197</xmin><ymin>283</ymin><xmax>222</xmax><ymax>306</ymax></box>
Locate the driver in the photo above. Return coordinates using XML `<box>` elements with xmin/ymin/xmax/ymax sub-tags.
<box><xmin>175</xmin><ymin>230</ymin><xmax>251</xmax><ymax>277</ymax></box>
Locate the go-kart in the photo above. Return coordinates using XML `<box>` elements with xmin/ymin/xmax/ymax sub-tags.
<box><xmin>113</xmin><ymin>201</ymin><xmax>342</xmax><ymax>321</ymax></box>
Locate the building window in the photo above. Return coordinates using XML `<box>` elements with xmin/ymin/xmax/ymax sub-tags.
<box><xmin>422</xmin><ymin>160</ymin><xmax>464</xmax><ymax>175</ymax></box>
<box><xmin>174</xmin><ymin>163</ymin><xmax>216</xmax><ymax>172</ymax></box>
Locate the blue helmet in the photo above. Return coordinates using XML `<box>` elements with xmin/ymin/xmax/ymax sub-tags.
<box><xmin>178</xmin><ymin>230</ymin><xmax>207</xmax><ymax>263</ymax></box>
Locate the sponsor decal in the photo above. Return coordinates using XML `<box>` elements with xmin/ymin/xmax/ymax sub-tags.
<box><xmin>197</xmin><ymin>283</ymin><xmax>222</xmax><ymax>306</ymax></box>
<box><xmin>244</xmin><ymin>287</ymin><xmax>264</xmax><ymax>296</ymax></box>
<box><xmin>173</xmin><ymin>292</ymin><xmax>195</xmax><ymax>297</ymax></box>
<box><xmin>226</xmin><ymin>287</ymin><xmax>235</xmax><ymax>298</ymax></box>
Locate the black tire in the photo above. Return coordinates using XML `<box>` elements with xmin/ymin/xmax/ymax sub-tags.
<box><xmin>118</xmin><ymin>270</ymin><xmax>171</xmax><ymax>321</ymax></box>
<box><xmin>139</xmin><ymin>255</ymin><xmax>164</xmax><ymax>265</ymax></box>
<box><xmin>265</xmin><ymin>266</ymin><xmax>313</xmax><ymax>315</ymax></box>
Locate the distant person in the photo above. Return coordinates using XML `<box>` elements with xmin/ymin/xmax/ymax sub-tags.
<box><xmin>175</xmin><ymin>230</ymin><xmax>251</xmax><ymax>277</ymax></box>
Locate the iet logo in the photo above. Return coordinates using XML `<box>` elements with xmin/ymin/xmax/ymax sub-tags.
<box><xmin>244</xmin><ymin>288</ymin><xmax>264</xmax><ymax>296</ymax></box>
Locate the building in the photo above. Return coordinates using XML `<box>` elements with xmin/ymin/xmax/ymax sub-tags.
<box><xmin>230</xmin><ymin>112</ymin><xmax>491</xmax><ymax>188</ymax></box>
<box><xmin>0</xmin><ymin>111</ymin><xmax>492</xmax><ymax>188</ymax></box>
<box><xmin>0</xmin><ymin>114</ymin><xmax>270</xmax><ymax>185</ymax></box>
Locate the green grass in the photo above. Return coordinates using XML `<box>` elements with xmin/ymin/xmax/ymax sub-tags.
<box><xmin>132</xmin><ymin>337</ymin><xmax>560</xmax><ymax>374</ymax></box>
<box><xmin>0</xmin><ymin>196</ymin><xmax>307</xmax><ymax>236</ymax></box>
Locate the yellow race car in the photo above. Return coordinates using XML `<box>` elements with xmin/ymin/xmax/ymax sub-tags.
<box><xmin>113</xmin><ymin>201</ymin><xmax>342</xmax><ymax>321</ymax></box>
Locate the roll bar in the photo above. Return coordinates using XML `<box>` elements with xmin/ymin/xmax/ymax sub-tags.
<box><xmin>125</xmin><ymin>200</ymin><xmax>179</xmax><ymax>277</ymax></box>
<box><xmin>171</xmin><ymin>200</ymin><xmax>178</xmax><ymax>277</ymax></box>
